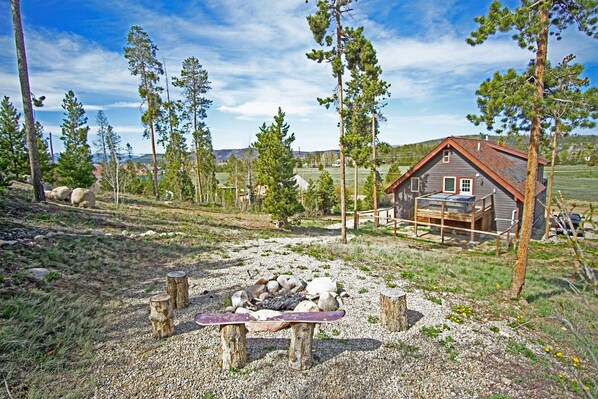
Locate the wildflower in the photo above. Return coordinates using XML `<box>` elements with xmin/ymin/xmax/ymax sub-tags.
<box><xmin>558</xmin><ymin>374</ymin><xmax>563</xmax><ymax>379</ymax></box>
<box><xmin>584</xmin><ymin>386</ymin><xmax>590</xmax><ymax>391</ymax></box>
<box><xmin>544</xmin><ymin>347</ymin><xmax>551</xmax><ymax>353</ymax></box>
<box><xmin>556</xmin><ymin>352</ymin><xmax>563</xmax><ymax>358</ymax></box>
<box><xmin>572</xmin><ymin>357</ymin><xmax>580</xmax><ymax>363</ymax></box>
<box><xmin>462</xmin><ymin>313</ymin><xmax>467</xmax><ymax>317</ymax></box>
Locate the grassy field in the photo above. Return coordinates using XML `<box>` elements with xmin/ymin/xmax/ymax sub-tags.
<box><xmin>547</xmin><ymin>165</ymin><xmax>598</xmax><ymax>203</ymax></box>
<box><xmin>0</xmin><ymin>183</ymin><xmax>596</xmax><ymax>398</ymax></box>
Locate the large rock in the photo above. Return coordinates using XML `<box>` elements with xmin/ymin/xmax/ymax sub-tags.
<box><xmin>266</xmin><ymin>280</ymin><xmax>281</xmax><ymax>294</ymax></box>
<box><xmin>306</xmin><ymin>277</ymin><xmax>337</xmax><ymax>296</ymax></box>
<box><xmin>26</xmin><ymin>268</ymin><xmax>50</xmax><ymax>281</ymax></box>
<box><xmin>246</xmin><ymin>284</ymin><xmax>266</xmax><ymax>298</ymax></box>
<box><xmin>245</xmin><ymin>309</ymin><xmax>289</xmax><ymax>332</ymax></box>
<box><xmin>318</xmin><ymin>291</ymin><xmax>339</xmax><ymax>311</ymax></box>
<box><xmin>71</xmin><ymin>188</ymin><xmax>95</xmax><ymax>208</ymax></box>
<box><xmin>51</xmin><ymin>186</ymin><xmax>71</xmax><ymax>201</ymax></box>
<box><xmin>284</xmin><ymin>276</ymin><xmax>305</xmax><ymax>291</ymax></box>
<box><xmin>231</xmin><ymin>290</ymin><xmax>252</xmax><ymax>309</ymax></box>
<box><xmin>43</xmin><ymin>182</ymin><xmax>54</xmax><ymax>191</ymax></box>
<box><xmin>294</xmin><ymin>300</ymin><xmax>321</xmax><ymax>312</ymax></box>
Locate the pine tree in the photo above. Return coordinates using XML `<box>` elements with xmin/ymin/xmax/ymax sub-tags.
<box><xmin>253</xmin><ymin>108</ymin><xmax>304</xmax><ymax>227</ymax></box>
<box><xmin>94</xmin><ymin>111</ymin><xmax>126</xmax><ymax>205</ymax></box>
<box><xmin>468</xmin><ymin>0</ymin><xmax>597</xmax><ymax>298</ymax></box>
<box><xmin>124</xmin><ymin>26</ymin><xmax>163</xmax><ymax>199</ymax></box>
<box><xmin>10</xmin><ymin>0</ymin><xmax>44</xmax><ymax>201</ymax></box>
<box><xmin>173</xmin><ymin>56</ymin><xmax>215</xmax><ymax>204</ymax></box>
<box><xmin>56</xmin><ymin>90</ymin><xmax>94</xmax><ymax>188</ymax></box>
<box><xmin>0</xmin><ymin>96</ymin><xmax>28</xmax><ymax>180</ymax></box>
<box><xmin>34</xmin><ymin>121</ymin><xmax>55</xmax><ymax>184</ymax></box>
<box><xmin>306</xmin><ymin>0</ymin><xmax>355</xmax><ymax>243</ymax></box>
<box><xmin>385</xmin><ymin>162</ymin><xmax>402</xmax><ymax>185</ymax></box>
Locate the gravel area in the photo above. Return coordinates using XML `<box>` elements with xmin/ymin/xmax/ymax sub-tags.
<box><xmin>93</xmin><ymin>234</ymin><xmax>565</xmax><ymax>399</ymax></box>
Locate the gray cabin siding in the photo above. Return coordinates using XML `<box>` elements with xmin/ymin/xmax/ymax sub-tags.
<box><xmin>394</xmin><ymin>149</ymin><xmax>520</xmax><ymax>232</ymax></box>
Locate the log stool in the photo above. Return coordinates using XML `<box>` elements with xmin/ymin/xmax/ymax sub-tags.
<box><xmin>380</xmin><ymin>289</ymin><xmax>408</xmax><ymax>332</ymax></box>
<box><xmin>149</xmin><ymin>294</ymin><xmax>175</xmax><ymax>338</ymax></box>
<box><xmin>220</xmin><ymin>324</ymin><xmax>247</xmax><ymax>370</ymax></box>
<box><xmin>166</xmin><ymin>271</ymin><xmax>189</xmax><ymax>309</ymax></box>
<box><xmin>288</xmin><ymin>323</ymin><xmax>315</xmax><ymax>370</ymax></box>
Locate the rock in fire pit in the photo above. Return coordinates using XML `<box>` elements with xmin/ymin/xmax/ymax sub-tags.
<box><xmin>225</xmin><ymin>275</ymin><xmax>347</xmax><ymax>332</ymax></box>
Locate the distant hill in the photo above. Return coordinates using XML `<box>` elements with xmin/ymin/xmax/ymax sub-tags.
<box><xmin>78</xmin><ymin>134</ymin><xmax>595</xmax><ymax>166</ymax></box>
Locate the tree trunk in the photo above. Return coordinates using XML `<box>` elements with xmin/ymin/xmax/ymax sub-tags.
<box><xmin>380</xmin><ymin>289</ymin><xmax>408</xmax><ymax>332</ymax></box>
<box><xmin>149</xmin><ymin>294</ymin><xmax>174</xmax><ymax>338</ymax></box>
<box><xmin>335</xmin><ymin>0</ymin><xmax>347</xmax><ymax>244</ymax></box>
<box><xmin>353</xmin><ymin>162</ymin><xmax>358</xmax><ymax>229</ymax></box>
<box><xmin>543</xmin><ymin>127</ymin><xmax>559</xmax><ymax>240</ymax></box>
<box><xmin>511</xmin><ymin>5</ymin><xmax>549</xmax><ymax>298</ymax></box>
<box><xmin>288</xmin><ymin>323</ymin><xmax>315</xmax><ymax>370</ymax></box>
<box><xmin>10</xmin><ymin>0</ymin><xmax>45</xmax><ymax>202</ymax></box>
<box><xmin>219</xmin><ymin>324</ymin><xmax>247</xmax><ymax>370</ymax></box>
<box><xmin>372</xmin><ymin>112</ymin><xmax>378</xmax><ymax>227</ymax></box>
<box><xmin>166</xmin><ymin>271</ymin><xmax>189</xmax><ymax>309</ymax></box>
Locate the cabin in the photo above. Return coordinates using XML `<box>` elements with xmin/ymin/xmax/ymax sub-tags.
<box><xmin>384</xmin><ymin>137</ymin><xmax>548</xmax><ymax>239</ymax></box>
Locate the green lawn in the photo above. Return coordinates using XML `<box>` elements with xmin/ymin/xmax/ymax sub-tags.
<box><xmin>548</xmin><ymin>165</ymin><xmax>597</xmax><ymax>203</ymax></box>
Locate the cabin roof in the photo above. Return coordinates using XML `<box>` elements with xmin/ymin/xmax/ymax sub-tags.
<box><xmin>384</xmin><ymin>137</ymin><xmax>548</xmax><ymax>201</ymax></box>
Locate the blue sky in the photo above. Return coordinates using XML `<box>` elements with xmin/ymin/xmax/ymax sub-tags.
<box><xmin>1</xmin><ymin>0</ymin><xmax>596</xmax><ymax>154</ymax></box>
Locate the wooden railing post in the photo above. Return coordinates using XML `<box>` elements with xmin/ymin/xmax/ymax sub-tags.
<box><xmin>470</xmin><ymin>201</ymin><xmax>476</xmax><ymax>242</ymax></box>
<box><xmin>440</xmin><ymin>200</ymin><xmax>445</xmax><ymax>244</ymax></box>
<box><xmin>394</xmin><ymin>219</ymin><xmax>397</xmax><ymax>236</ymax></box>
<box><xmin>414</xmin><ymin>198</ymin><xmax>419</xmax><ymax>237</ymax></box>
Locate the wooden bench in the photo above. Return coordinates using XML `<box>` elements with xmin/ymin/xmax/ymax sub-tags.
<box><xmin>195</xmin><ymin>310</ymin><xmax>345</xmax><ymax>370</ymax></box>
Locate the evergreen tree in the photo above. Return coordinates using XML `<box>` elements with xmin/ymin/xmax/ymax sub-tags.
<box><xmin>224</xmin><ymin>154</ymin><xmax>247</xmax><ymax>207</ymax></box>
<box><xmin>173</xmin><ymin>56</ymin><xmax>216</xmax><ymax>204</ymax></box>
<box><xmin>363</xmin><ymin>170</ymin><xmax>383</xmax><ymax>210</ymax></box>
<box><xmin>307</xmin><ymin>0</ymin><xmax>356</xmax><ymax>243</ymax></box>
<box><xmin>468</xmin><ymin>0</ymin><xmax>597</xmax><ymax>297</ymax></box>
<box><xmin>0</xmin><ymin>96</ymin><xmax>28</xmax><ymax>180</ymax></box>
<box><xmin>34</xmin><ymin>121</ymin><xmax>55</xmax><ymax>184</ymax></box>
<box><xmin>10</xmin><ymin>0</ymin><xmax>44</xmax><ymax>201</ymax></box>
<box><xmin>56</xmin><ymin>90</ymin><xmax>94</xmax><ymax>188</ymax></box>
<box><xmin>124</xmin><ymin>26</ymin><xmax>163</xmax><ymax>199</ymax></box>
<box><xmin>253</xmin><ymin>108</ymin><xmax>303</xmax><ymax>227</ymax></box>
<box><xmin>385</xmin><ymin>162</ymin><xmax>402</xmax><ymax>185</ymax></box>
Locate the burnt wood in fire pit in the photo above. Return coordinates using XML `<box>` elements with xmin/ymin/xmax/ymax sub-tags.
<box><xmin>254</xmin><ymin>294</ymin><xmax>305</xmax><ymax>311</ymax></box>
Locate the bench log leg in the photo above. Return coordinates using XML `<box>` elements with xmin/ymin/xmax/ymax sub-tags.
<box><xmin>288</xmin><ymin>322</ymin><xmax>314</xmax><ymax>370</ymax></box>
<box><xmin>219</xmin><ymin>324</ymin><xmax>247</xmax><ymax>370</ymax></box>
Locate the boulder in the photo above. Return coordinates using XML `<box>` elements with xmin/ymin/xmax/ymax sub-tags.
<box><xmin>71</xmin><ymin>188</ymin><xmax>95</xmax><ymax>208</ymax></box>
<box><xmin>26</xmin><ymin>268</ymin><xmax>50</xmax><ymax>281</ymax></box>
<box><xmin>245</xmin><ymin>309</ymin><xmax>290</xmax><ymax>332</ymax></box>
<box><xmin>44</xmin><ymin>190</ymin><xmax>54</xmax><ymax>200</ymax></box>
<box><xmin>284</xmin><ymin>276</ymin><xmax>305</xmax><ymax>291</ymax></box>
<box><xmin>235</xmin><ymin>307</ymin><xmax>252</xmax><ymax>314</ymax></box>
<box><xmin>276</xmin><ymin>275</ymin><xmax>292</xmax><ymax>287</ymax></box>
<box><xmin>255</xmin><ymin>277</ymin><xmax>269</xmax><ymax>285</ymax></box>
<box><xmin>306</xmin><ymin>277</ymin><xmax>337</xmax><ymax>296</ymax></box>
<box><xmin>51</xmin><ymin>186</ymin><xmax>71</xmax><ymax>201</ymax></box>
<box><xmin>258</xmin><ymin>292</ymin><xmax>270</xmax><ymax>301</ymax></box>
<box><xmin>231</xmin><ymin>290</ymin><xmax>252</xmax><ymax>309</ymax></box>
<box><xmin>266</xmin><ymin>280</ymin><xmax>281</xmax><ymax>294</ymax></box>
<box><xmin>43</xmin><ymin>182</ymin><xmax>54</xmax><ymax>191</ymax></box>
<box><xmin>294</xmin><ymin>300</ymin><xmax>320</xmax><ymax>312</ymax></box>
<box><xmin>318</xmin><ymin>291</ymin><xmax>339</xmax><ymax>312</ymax></box>
<box><xmin>246</xmin><ymin>284</ymin><xmax>266</xmax><ymax>298</ymax></box>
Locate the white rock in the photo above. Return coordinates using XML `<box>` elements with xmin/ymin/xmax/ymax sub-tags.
<box><xmin>276</xmin><ymin>275</ymin><xmax>292</xmax><ymax>287</ymax></box>
<box><xmin>258</xmin><ymin>292</ymin><xmax>270</xmax><ymax>301</ymax></box>
<box><xmin>71</xmin><ymin>188</ymin><xmax>96</xmax><ymax>208</ymax></box>
<box><xmin>294</xmin><ymin>300</ymin><xmax>321</xmax><ymax>312</ymax></box>
<box><xmin>51</xmin><ymin>186</ymin><xmax>71</xmax><ymax>201</ymax></box>
<box><xmin>266</xmin><ymin>280</ymin><xmax>281</xmax><ymax>294</ymax></box>
<box><xmin>306</xmin><ymin>277</ymin><xmax>337</xmax><ymax>295</ymax></box>
<box><xmin>284</xmin><ymin>276</ymin><xmax>304</xmax><ymax>290</ymax></box>
<box><xmin>224</xmin><ymin>306</ymin><xmax>235</xmax><ymax>313</ymax></box>
<box><xmin>318</xmin><ymin>291</ymin><xmax>339</xmax><ymax>311</ymax></box>
<box><xmin>231</xmin><ymin>290</ymin><xmax>252</xmax><ymax>309</ymax></box>
<box><xmin>235</xmin><ymin>307</ymin><xmax>252</xmax><ymax>314</ymax></box>
<box><xmin>33</xmin><ymin>234</ymin><xmax>45</xmax><ymax>241</ymax></box>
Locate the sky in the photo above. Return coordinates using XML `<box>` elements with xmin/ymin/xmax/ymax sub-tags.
<box><xmin>1</xmin><ymin>0</ymin><xmax>597</xmax><ymax>155</ymax></box>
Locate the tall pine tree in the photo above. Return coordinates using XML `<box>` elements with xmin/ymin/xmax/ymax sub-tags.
<box><xmin>173</xmin><ymin>56</ymin><xmax>216</xmax><ymax>204</ymax></box>
<box><xmin>468</xmin><ymin>0</ymin><xmax>597</xmax><ymax>298</ymax></box>
<box><xmin>124</xmin><ymin>26</ymin><xmax>163</xmax><ymax>200</ymax></box>
<box><xmin>0</xmin><ymin>96</ymin><xmax>28</xmax><ymax>180</ymax></box>
<box><xmin>56</xmin><ymin>90</ymin><xmax>94</xmax><ymax>188</ymax></box>
<box><xmin>253</xmin><ymin>108</ymin><xmax>303</xmax><ymax>228</ymax></box>
<box><xmin>34</xmin><ymin>121</ymin><xmax>55</xmax><ymax>184</ymax></box>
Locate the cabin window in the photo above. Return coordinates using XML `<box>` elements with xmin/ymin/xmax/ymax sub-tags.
<box><xmin>443</xmin><ymin>176</ymin><xmax>456</xmax><ymax>193</ymax></box>
<box><xmin>442</xmin><ymin>150</ymin><xmax>450</xmax><ymax>163</ymax></box>
<box><xmin>460</xmin><ymin>178</ymin><xmax>473</xmax><ymax>195</ymax></box>
<box><xmin>410</xmin><ymin>177</ymin><xmax>420</xmax><ymax>193</ymax></box>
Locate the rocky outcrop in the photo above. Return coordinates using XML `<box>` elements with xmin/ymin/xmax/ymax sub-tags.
<box><xmin>71</xmin><ymin>188</ymin><xmax>95</xmax><ymax>208</ymax></box>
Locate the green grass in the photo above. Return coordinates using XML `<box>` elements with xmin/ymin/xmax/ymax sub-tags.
<box><xmin>547</xmin><ymin>165</ymin><xmax>598</xmax><ymax>202</ymax></box>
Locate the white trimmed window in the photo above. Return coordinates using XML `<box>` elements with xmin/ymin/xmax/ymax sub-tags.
<box><xmin>443</xmin><ymin>176</ymin><xmax>456</xmax><ymax>193</ymax></box>
<box><xmin>410</xmin><ymin>177</ymin><xmax>420</xmax><ymax>193</ymax></box>
<box><xmin>442</xmin><ymin>150</ymin><xmax>450</xmax><ymax>163</ymax></box>
<box><xmin>460</xmin><ymin>178</ymin><xmax>473</xmax><ymax>195</ymax></box>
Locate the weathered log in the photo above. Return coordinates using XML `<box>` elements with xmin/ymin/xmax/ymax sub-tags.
<box><xmin>380</xmin><ymin>289</ymin><xmax>408</xmax><ymax>332</ymax></box>
<box><xmin>166</xmin><ymin>271</ymin><xmax>189</xmax><ymax>309</ymax></box>
<box><xmin>219</xmin><ymin>324</ymin><xmax>247</xmax><ymax>370</ymax></box>
<box><xmin>149</xmin><ymin>294</ymin><xmax>175</xmax><ymax>338</ymax></box>
<box><xmin>288</xmin><ymin>323</ymin><xmax>315</xmax><ymax>370</ymax></box>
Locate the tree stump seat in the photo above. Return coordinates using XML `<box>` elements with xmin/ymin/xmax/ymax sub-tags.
<box><xmin>195</xmin><ymin>310</ymin><xmax>345</xmax><ymax>371</ymax></box>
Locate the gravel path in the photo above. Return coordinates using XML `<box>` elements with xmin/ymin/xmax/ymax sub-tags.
<box><xmin>93</xmin><ymin>234</ymin><xmax>564</xmax><ymax>399</ymax></box>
